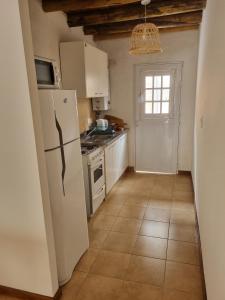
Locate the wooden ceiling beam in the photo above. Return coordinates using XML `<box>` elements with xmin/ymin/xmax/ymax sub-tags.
<box><xmin>83</xmin><ymin>11</ymin><xmax>202</xmax><ymax>35</ymax></box>
<box><xmin>42</xmin><ymin>0</ymin><xmax>141</xmax><ymax>13</ymax></box>
<box><xmin>67</xmin><ymin>0</ymin><xmax>206</xmax><ymax>27</ymax></box>
<box><xmin>94</xmin><ymin>24</ymin><xmax>199</xmax><ymax>40</ymax></box>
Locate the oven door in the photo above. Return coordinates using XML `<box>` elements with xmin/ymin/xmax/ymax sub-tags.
<box><xmin>90</xmin><ymin>157</ymin><xmax>105</xmax><ymax>197</ymax></box>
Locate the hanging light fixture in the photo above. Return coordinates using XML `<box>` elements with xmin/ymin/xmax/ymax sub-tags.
<box><xmin>129</xmin><ymin>0</ymin><xmax>162</xmax><ymax>55</ymax></box>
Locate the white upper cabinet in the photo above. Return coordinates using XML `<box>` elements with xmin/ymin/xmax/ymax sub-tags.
<box><xmin>60</xmin><ymin>41</ymin><xmax>109</xmax><ymax>98</ymax></box>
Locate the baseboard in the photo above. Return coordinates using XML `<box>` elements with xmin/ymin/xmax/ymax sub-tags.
<box><xmin>178</xmin><ymin>170</ymin><xmax>192</xmax><ymax>176</ymax></box>
<box><xmin>126</xmin><ymin>166</ymin><xmax>135</xmax><ymax>173</ymax></box>
<box><xmin>0</xmin><ymin>285</ymin><xmax>62</xmax><ymax>300</ymax></box>
<box><xmin>190</xmin><ymin>173</ymin><xmax>207</xmax><ymax>300</ymax></box>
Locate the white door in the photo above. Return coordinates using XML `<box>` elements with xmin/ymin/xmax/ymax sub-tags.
<box><xmin>135</xmin><ymin>63</ymin><xmax>182</xmax><ymax>174</ymax></box>
<box><xmin>45</xmin><ymin>139</ymin><xmax>89</xmax><ymax>285</ymax></box>
<box><xmin>39</xmin><ymin>89</ymin><xmax>79</xmax><ymax>150</ymax></box>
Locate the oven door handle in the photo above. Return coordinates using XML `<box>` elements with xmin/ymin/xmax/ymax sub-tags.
<box><xmin>90</xmin><ymin>160</ymin><xmax>104</xmax><ymax>170</ymax></box>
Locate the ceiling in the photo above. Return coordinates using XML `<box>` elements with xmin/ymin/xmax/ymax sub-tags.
<box><xmin>42</xmin><ymin>0</ymin><xmax>206</xmax><ymax>40</ymax></box>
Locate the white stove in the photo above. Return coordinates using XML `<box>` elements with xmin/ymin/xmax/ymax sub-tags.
<box><xmin>82</xmin><ymin>146</ymin><xmax>105</xmax><ymax>217</ymax></box>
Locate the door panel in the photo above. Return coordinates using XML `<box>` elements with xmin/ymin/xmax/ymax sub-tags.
<box><xmin>53</xmin><ymin>90</ymin><xmax>80</xmax><ymax>143</ymax></box>
<box><xmin>45</xmin><ymin>140</ymin><xmax>89</xmax><ymax>285</ymax></box>
<box><xmin>135</xmin><ymin>63</ymin><xmax>182</xmax><ymax>173</ymax></box>
<box><xmin>39</xmin><ymin>89</ymin><xmax>79</xmax><ymax>150</ymax></box>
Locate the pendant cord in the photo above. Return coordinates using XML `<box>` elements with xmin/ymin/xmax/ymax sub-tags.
<box><xmin>145</xmin><ymin>4</ymin><xmax>147</xmax><ymax>23</ymax></box>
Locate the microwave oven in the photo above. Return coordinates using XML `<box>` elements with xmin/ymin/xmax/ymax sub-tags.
<box><xmin>34</xmin><ymin>56</ymin><xmax>60</xmax><ymax>89</ymax></box>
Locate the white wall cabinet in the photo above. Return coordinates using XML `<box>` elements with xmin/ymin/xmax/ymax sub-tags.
<box><xmin>105</xmin><ymin>133</ymin><xmax>128</xmax><ymax>194</ymax></box>
<box><xmin>60</xmin><ymin>41</ymin><xmax>109</xmax><ymax>98</ymax></box>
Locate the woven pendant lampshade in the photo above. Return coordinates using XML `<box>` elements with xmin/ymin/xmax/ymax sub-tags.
<box><xmin>129</xmin><ymin>0</ymin><xmax>162</xmax><ymax>55</ymax></box>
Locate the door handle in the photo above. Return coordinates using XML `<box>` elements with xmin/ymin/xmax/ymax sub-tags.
<box><xmin>55</xmin><ymin>113</ymin><xmax>66</xmax><ymax>196</ymax></box>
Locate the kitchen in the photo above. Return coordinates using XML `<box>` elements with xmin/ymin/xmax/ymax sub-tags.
<box><xmin>0</xmin><ymin>1</ymin><xmax>225</xmax><ymax>300</ymax></box>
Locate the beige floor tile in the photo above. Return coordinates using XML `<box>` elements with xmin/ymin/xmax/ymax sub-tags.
<box><xmin>144</xmin><ymin>207</ymin><xmax>171</xmax><ymax>223</ymax></box>
<box><xmin>125</xmin><ymin>255</ymin><xmax>165</xmax><ymax>286</ymax></box>
<box><xmin>89</xmin><ymin>214</ymin><xmax>116</xmax><ymax>231</ymax></box>
<box><xmin>62</xmin><ymin>271</ymin><xmax>87</xmax><ymax>299</ymax></box>
<box><xmin>173</xmin><ymin>191</ymin><xmax>194</xmax><ymax>202</ymax></box>
<box><xmin>169</xmin><ymin>224</ymin><xmax>199</xmax><ymax>243</ymax></box>
<box><xmin>155</xmin><ymin>175</ymin><xmax>175</xmax><ymax>185</ymax></box>
<box><xmin>102</xmin><ymin>231</ymin><xmax>137</xmax><ymax>253</ymax></box>
<box><xmin>149</xmin><ymin>199</ymin><xmax>172</xmax><ymax>210</ymax></box>
<box><xmin>89</xmin><ymin>229</ymin><xmax>109</xmax><ymax>249</ymax></box>
<box><xmin>170</xmin><ymin>209</ymin><xmax>196</xmax><ymax>226</ymax></box>
<box><xmin>124</xmin><ymin>195</ymin><xmax>149</xmax><ymax>207</ymax></box>
<box><xmin>163</xmin><ymin>289</ymin><xmax>203</xmax><ymax>300</ymax></box>
<box><xmin>76</xmin><ymin>274</ymin><xmax>123</xmax><ymax>300</ymax></box>
<box><xmin>175</xmin><ymin>175</ymin><xmax>192</xmax><ymax>185</ymax></box>
<box><xmin>119</xmin><ymin>205</ymin><xmax>146</xmax><ymax>219</ymax></box>
<box><xmin>140</xmin><ymin>220</ymin><xmax>169</xmax><ymax>238</ymax></box>
<box><xmin>112</xmin><ymin>217</ymin><xmax>142</xmax><ymax>234</ymax></box>
<box><xmin>165</xmin><ymin>261</ymin><xmax>202</xmax><ymax>293</ymax></box>
<box><xmin>76</xmin><ymin>249</ymin><xmax>99</xmax><ymax>272</ymax></box>
<box><xmin>174</xmin><ymin>182</ymin><xmax>193</xmax><ymax>192</ymax></box>
<box><xmin>172</xmin><ymin>201</ymin><xmax>195</xmax><ymax>211</ymax></box>
<box><xmin>105</xmin><ymin>193</ymin><xmax>128</xmax><ymax>206</ymax></box>
<box><xmin>151</xmin><ymin>186</ymin><xmax>173</xmax><ymax>201</ymax></box>
<box><xmin>98</xmin><ymin>203</ymin><xmax>123</xmax><ymax>216</ymax></box>
<box><xmin>167</xmin><ymin>240</ymin><xmax>200</xmax><ymax>265</ymax></box>
<box><xmin>133</xmin><ymin>236</ymin><xmax>167</xmax><ymax>259</ymax></box>
<box><xmin>90</xmin><ymin>250</ymin><xmax>131</xmax><ymax>279</ymax></box>
<box><xmin>119</xmin><ymin>281</ymin><xmax>163</xmax><ymax>300</ymax></box>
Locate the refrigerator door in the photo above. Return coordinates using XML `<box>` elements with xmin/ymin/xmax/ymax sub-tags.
<box><xmin>39</xmin><ymin>89</ymin><xmax>80</xmax><ymax>150</ymax></box>
<box><xmin>45</xmin><ymin>139</ymin><xmax>89</xmax><ymax>285</ymax></box>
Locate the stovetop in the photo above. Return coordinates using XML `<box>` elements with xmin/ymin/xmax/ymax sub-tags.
<box><xmin>81</xmin><ymin>144</ymin><xmax>99</xmax><ymax>156</ymax></box>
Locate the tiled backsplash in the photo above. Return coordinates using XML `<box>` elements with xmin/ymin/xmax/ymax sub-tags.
<box><xmin>77</xmin><ymin>98</ymin><xmax>95</xmax><ymax>133</ymax></box>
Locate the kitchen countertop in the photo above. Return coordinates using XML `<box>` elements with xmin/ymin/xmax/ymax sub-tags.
<box><xmin>81</xmin><ymin>129</ymin><xmax>128</xmax><ymax>149</ymax></box>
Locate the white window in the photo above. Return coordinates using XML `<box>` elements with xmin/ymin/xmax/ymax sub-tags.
<box><xmin>144</xmin><ymin>74</ymin><xmax>171</xmax><ymax>115</ymax></box>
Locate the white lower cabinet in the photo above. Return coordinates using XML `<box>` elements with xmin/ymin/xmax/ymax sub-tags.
<box><xmin>105</xmin><ymin>133</ymin><xmax>128</xmax><ymax>194</ymax></box>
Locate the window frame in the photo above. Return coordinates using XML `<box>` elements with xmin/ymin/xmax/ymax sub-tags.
<box><xmin>141</xmin><ymin>70</ymin><xmax>175</xmax><ymax>120</ymax></box>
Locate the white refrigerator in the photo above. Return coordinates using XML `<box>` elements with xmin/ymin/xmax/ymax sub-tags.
<box><xmin>38</xmin><ymin>89</ymin><xmax>89</xmax><ymax>285</ymax></box>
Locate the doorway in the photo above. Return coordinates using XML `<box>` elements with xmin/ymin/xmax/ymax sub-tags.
<box><xmin>135</xmin><ymin>63</ymin><xmax>182</xmax><ymax>174</ymax></box>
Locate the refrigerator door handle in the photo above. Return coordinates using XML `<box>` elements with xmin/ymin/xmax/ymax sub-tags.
<box><xmin>55</xmin><ymin>113</ymin><xmax>66</xmax><ymax>196</ymax></box>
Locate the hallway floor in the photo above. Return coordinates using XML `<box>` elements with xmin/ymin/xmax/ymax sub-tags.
<box><xmin>62</xmin><ymin>171</ymin><xmax>203</xmax><ymax>300</ymax></box>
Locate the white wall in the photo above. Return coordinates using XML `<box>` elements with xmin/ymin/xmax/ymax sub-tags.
<box><xmin>0</xmin><ymin>0</ymin><xmax>58</xmax><ymax>296</ymax></box>
<box><xmin>29</xmin><ymin>0</ymin><xmax>95</xmax><ymax>71</ymax></box>
<box><xmin>194</xmin><ymin>0</ymin><xmax>225</xmax><ymax>299</ymax></box>
<box><xmin>97</xmin><ymin>30</ymin><xmax>199</xmax><ymax>170</ymax></box>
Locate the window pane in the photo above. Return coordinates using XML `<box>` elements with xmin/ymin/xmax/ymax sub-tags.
<box><xmin>162</xmin><ymin>89</ymin><xmax>170</xmax><ymax>101</ymax></box>
<box><xmin>163</xmin><ymin>75</ymin><xmax>170</xmax><ymax>88</ymax></box>
<box><xmin>154</xmin><ymin>76</ymin><xmax>162</xmax><ymax>88</ymax></box>
<box><xmin>145</xmin><ymin>89</ymin><xmax>152</xmax><ymax>101</ymax></box>
<box><xmin>145</xmin><ymin>76</ymin><xmax>153</xmax><ymax>88</ymax></box>
<box><xmin>145</xmin><ymin>102</ymin><xmax>152</xmax><ymax>114</ymax></box>
<box><xmin>153</xmin><ymin>102</ymin><xmax>160</xmax><ymax>114</ymax></box>
<box><xmin>154</xmin><ymin>89</ymin><xmax>161</xmax><ymax>101</ymax></box>
<box><xmin>162</xmin><ymin>102</ymin><xmax>169</xmax><ymax>114</ymax></box>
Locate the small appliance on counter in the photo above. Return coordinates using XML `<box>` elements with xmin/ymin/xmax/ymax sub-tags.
<box><xmin>96</xmin><ymin>119</ymin><xmax>108</xmax><ymax>131</ymax></box>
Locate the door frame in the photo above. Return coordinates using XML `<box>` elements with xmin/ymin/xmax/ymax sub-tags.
<box><xmin>133</xmin><ymin>61</ymin><xmax>183</xmax><ymax>173</ymax></box>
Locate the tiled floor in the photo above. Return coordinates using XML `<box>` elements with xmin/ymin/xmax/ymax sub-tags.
<box><xmin>0</xmin><ymin>172</ymin><xmax>203</xmax><ymax>300</ymax></box>
<box><xmin>61</xmin><ymin>171</ymin><xmax>203</xmax><ymax>300</ymax></box>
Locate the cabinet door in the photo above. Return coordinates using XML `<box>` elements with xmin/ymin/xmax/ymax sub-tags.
<box><xmin>121</xmin><ymin>134</ymin><xmax>128</xmax><ymax>175</ymax></box>
<box><xmin>105</xmin><ymin>144</ymin><xmax>114</xmax><ymax>194</ymax></box>
<box><xmin>84</xmin><ymin>43</ymin><xmax>109</xmax><ymax>98</ymax></box>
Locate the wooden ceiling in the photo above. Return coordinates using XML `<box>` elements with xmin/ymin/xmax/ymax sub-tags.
<box><xmin>42</xmin><ymin>0</ymin><xmax>206</xmax><ymax>40</ymax></box>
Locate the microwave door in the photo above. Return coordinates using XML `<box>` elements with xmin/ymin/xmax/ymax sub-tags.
<box><xmin>35</xmin><ymin>59</ymin><xmax>55</xmax><ymax>87</ymax></box>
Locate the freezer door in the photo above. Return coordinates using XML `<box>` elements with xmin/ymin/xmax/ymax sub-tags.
<box><xmin>39</xmin><ymin>89</ymin><xmax>80</xmax><ymax>150</ymax></box>
<box><xmin>45</xmin><ymin>139</ymin><xmax>89</xmax><ymax>285</ymax></box>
